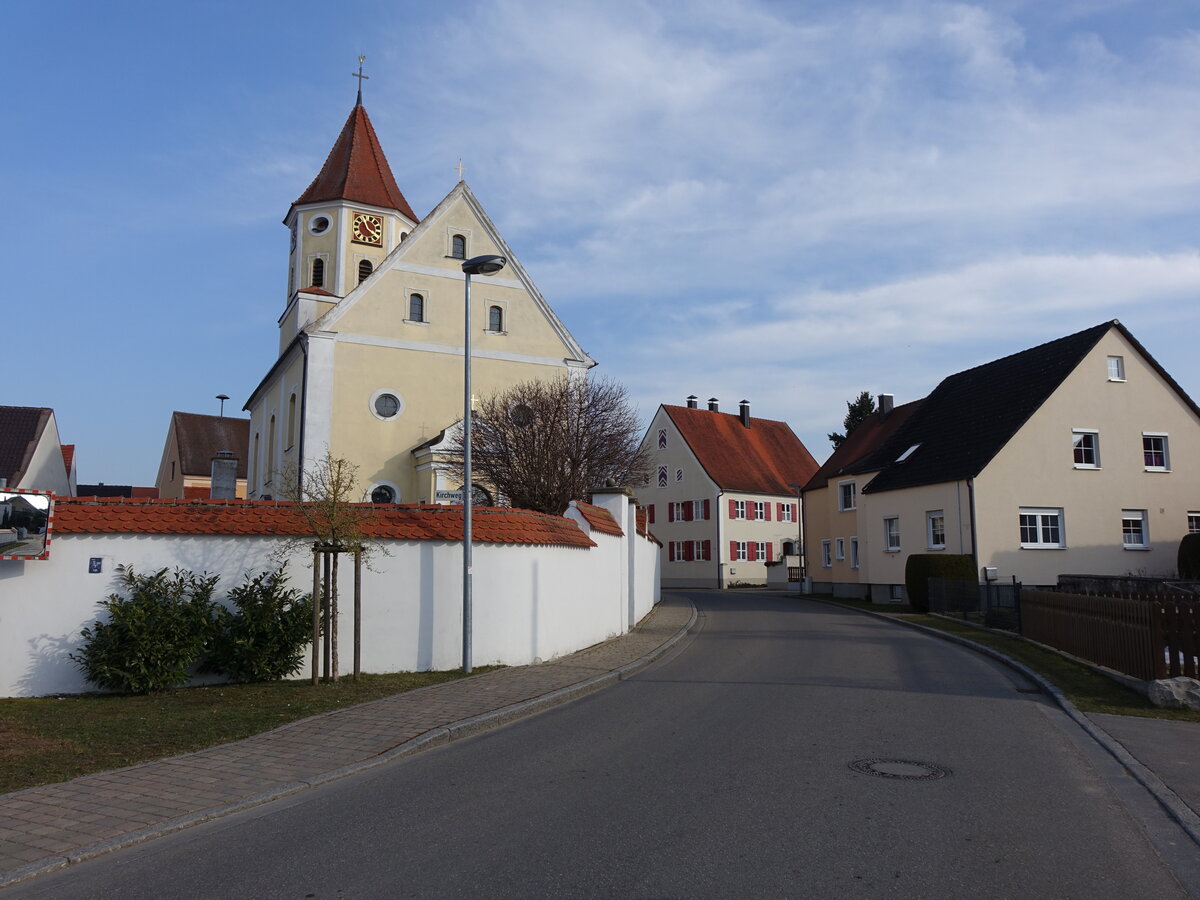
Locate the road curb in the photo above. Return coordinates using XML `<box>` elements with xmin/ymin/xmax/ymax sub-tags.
<box><xmin>0</xmin><ymin>600</ymin><xmax>697</xmax><ymax>889</ymax></box>
<box><xmin>809</xmin><ymin>596</ymin><xmax>1200</xmax><ymax>849</ymax></box>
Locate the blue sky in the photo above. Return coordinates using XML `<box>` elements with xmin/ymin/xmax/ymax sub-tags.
<box><xmin>6</xmin><ymin>0</ymin><xmax>1200</xmax><ymax>486</ymax></box>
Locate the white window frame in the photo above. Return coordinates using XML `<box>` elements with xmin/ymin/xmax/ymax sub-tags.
<box><xmin>1019</xmin><ymin>507</ymin><xmax>1065</xmax><ymax>549</ymax></box>
<box><xmin>780</xmin><ymin>503</ymin><xmax>793</xmax><ymax>523</ymax></box>
<box><xmin>1107</xmin><ymin>355</ymin><xmax>1125</xmax><ymax>382</ymax></box>
<box><xmin>835</xmin><ymin>537</ymin><xmax>845</xmax><ymax>561</ymax></box>
<box><xmin>1122</xmin><ymin>509</ymin><xmax>1149</xmax><ymax>549</ymax></box>
<box><xmin>735</xmin><ymin>541</ymin><xmax>748</xmax><ymax>562</ymax></box>
<box><xmin>821</xmin><ymin>540</ymin><xmax>832</xmax><ymax>568</ymax></box>
<box><xmin>671</xmin><ymin>501</ymin><xmax>685</xmax><ymax>521</ymax></box>
<box><xmin>884</xmin><ymin>516</ymin><xmax>900</xmax><ymax>552</ymax></box>
<box><xmin>838</xmin><ymin>481</ymin><xmax>856</xmax><ymax>512</ymax></box>
<box><xmin>692</xmin><ymin>540</ymin><xmax>706</xmax><ymax>562</ymax></box>
<box><xmin>671</xmin><ymin>540</ymin><xmax>686</xmax><ymax>562</ymax></box>
<box><xmin>692</xmin><ymin>500</ymin><xmax>705</xmax><ymax>521</ymax></box>
<box><xmin>1143</xmin><ymin>433</ymin><xmax>1170</xmax><ymax>472</ymax></box>
<box><xmin>1071</xmin><ymin>429</ymin><xmax>1100</xmax><ymax>469</ymax></box>
<box><xmin>756</xmin><ymin>541</ymin><xmax>768</xmax><ymax>562</ymax></box>
<box><xmin>927</xmin><ymin>510</ymin><xmax>946</xmax><ymax>550</ymax></box>
<box><xmin>850</xmin><ymin>537</ymin><xmax>860</xmax><ymax>570</ymax></box>
<box><xmin>734</xmin><ymin>500</ymin><xmax>746</xmax><ymax>520</ymax></box>
<box><xmin>1189</xmin><ymin>512</ymin><xmax>1200</xmax><ymax>534</ymax></box>
<box><xmin>754</xmin><ymin>501</ymin><xmax>765</xmax><ymax>521</ymax></box>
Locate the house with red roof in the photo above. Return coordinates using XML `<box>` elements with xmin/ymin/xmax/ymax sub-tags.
<box><xmin>803</xmin><ymin>322</ymin><xmax>1200</xmax><ymax>599</ymax></box>
<box><xmin>243</xmin><ymin>91</ymin><xmax>593</xmax><ymax>506</ymax></box>
<box><xmin>0</xmin><ymin>406</ymin><xmax>74</xmax><ymax>496</ymax></box>
<box><xmin>154</xmin><ymin>411</ymin><xmax>250</xmax><ymax>499</ymax></box>
<box><xmin>640</xmin><ymin>397</ymin><xmax>819</xmax><ymax>588</ymax></box>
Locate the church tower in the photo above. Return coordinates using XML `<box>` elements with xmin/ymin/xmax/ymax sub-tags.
<box><xmin>279</xmin><ymin>95</ymin><xmax>420</xmax><ymax>351</ymax></box>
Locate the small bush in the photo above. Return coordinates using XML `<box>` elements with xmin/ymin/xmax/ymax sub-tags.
<box><xmin>904</xmin><ymin>554</ymin><xmax>977</xmax><ymax>613</ymax></box>
<box><xmin>204</xmin><ymin>565</ymin><xmax>314</xmax><ymax>683</ymax></box>
<box><xmin>1179</xmin><ymin>533</ymin><xmax>1200</xmax><ymax>579</ymax></box>
<box><xmin>71</xmin><ymin>566</ymin><xmax>218</xmax><ymax>694</ymax></box>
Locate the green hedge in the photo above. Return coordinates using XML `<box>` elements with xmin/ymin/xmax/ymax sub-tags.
<box><xmin>904</xmin><ymin>554</ymin><xmax>977</xmax><ymax>613</ymax></box>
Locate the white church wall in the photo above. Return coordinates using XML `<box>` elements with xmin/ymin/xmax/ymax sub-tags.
<box><xmin>0</xmin><ymin>521</ymin><xmax>661</xmax><ymax>697</ymax></box>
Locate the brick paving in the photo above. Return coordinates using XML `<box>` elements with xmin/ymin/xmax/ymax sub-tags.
<box><xmin>0</xmin><ymin>597</ymin><xmax>694</xmax><ymax>886</ymax></box>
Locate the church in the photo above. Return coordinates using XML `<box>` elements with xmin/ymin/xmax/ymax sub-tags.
<box><xmin>244</xmin><ymin>85</ymin><xmax>595</xmax><ymax>504</ymax></box>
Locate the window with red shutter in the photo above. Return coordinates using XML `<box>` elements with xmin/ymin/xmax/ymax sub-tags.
<box><xmin>668</xmin><ymin>543</ymin><xmax>676</xmax><ymax>562</ymax></box>
<box><xmin>729</xmin><ymin>540</ymin><xmax>737</xmax><ymax>560</ymax></box>
<box><xmin>766</xmin><ymin>543</ymin><xmax>774</xmax><ymax>562</ymax></box>
<box><xmin>765</xmin><ymin>503</ymin><xmax>772</xmax><ymax>521</ymax></box>
<box><xmin>703</xmin><ymin>499</ymin><xmax>710</xmax><ymax>520</ymax></box>
<box><xmin>702</xmin><ymin>539</ymin><xmax>711</xmax><ymax>561</ymax></box>
<box><xmin>668</xmin><ymin>504</ymin><xmax>675</xmax><ymax>522</ymax></box>
<box><xmin>728</xmin><ymin>499</ymin><xmax>737</xmax><ymax>518</ymax></box>
<box><xmin>683</xmin><ymin>502</ymin><xmax>693</xmax><ymax>521</ymax></box>
<box><xmin>791</xmin><ymin>503</ymin><xmax>798</xmax><ymax>522</ymax></box>
<box><xmin>747</xmin><ymin>543</ymin><xmax>757</xmax><ymax>561</ymax></box>
<box><xmin>684</xmin><ymin>542</ymin><xmax>694</xmax><ymax>561</ymax></box>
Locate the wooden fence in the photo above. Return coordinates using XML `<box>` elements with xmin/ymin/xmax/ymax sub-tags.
<box><xmin>1021</xmin><ymin>590</ymin><xmax>1199</xmax><ymax>681</ymax></box>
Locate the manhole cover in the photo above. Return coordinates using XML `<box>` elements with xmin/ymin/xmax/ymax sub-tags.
<box><xmin>848</xmin><ymin>758</ymin><xmax>950</xmax><ymax>780</ymax></box>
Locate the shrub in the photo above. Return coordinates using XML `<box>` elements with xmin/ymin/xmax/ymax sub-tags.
<box><xmin>71</xmin><ymin>566</ymin><xmax>218</xmax><ymax>694</ymax></box>
<box><xmin>1178</xmin><ymin>533</ymin><xmax>1200</xmax><ymax>579</ymax></box>
<box><xmin>904</xmin><ymin>554</ymin><xmax>976</xmax><ymax>613</ymax></box>
<box><xmin>204</xmin><ymin>565</ymin><xmax>314</xmax><ymax>683</ymax></box>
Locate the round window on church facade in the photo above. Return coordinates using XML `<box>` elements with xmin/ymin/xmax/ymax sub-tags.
<box><xmin>370</xmin><ymin>484</ymin><xmax>397</xmax><ymax>504</ymax></box>
<box><xmin>309</xmin><ymin>215</ymin><xmax>331</xmax><ymax>235</ymax></box>
<box><xmin>370</xmin><ymin>389</ymin><xmax>405</xmax><ymax>421</ymax></box>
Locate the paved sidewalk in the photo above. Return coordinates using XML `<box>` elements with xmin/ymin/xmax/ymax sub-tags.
<box><xmin>0</xmin><ymin>597</ymin><xmax>696</xmax><ymax>888</ymax></box>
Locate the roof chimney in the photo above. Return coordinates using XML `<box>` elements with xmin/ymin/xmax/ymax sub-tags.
<box><xmin>879</xmin><ymin>393</ymin><xmax>894</xmax><ymax>417</ymax></box>
<box><xmin>739</xmin><ymin>399</ymin><xmax>751</xmax><ymax>428</ymax></box>
<box><xmin>686</xmin><ymin>395</ymin><xmax>698</xmax><ymax>409</ymax></box>
<box><xmin>211</xmin><ymin>450</ymin><xmax>238</xmax><ymax>500</ymax></box>
<box><xmin>708</xmin><ymin>397</ymin><xmax>719</xmax><ymax>412</ymax></box>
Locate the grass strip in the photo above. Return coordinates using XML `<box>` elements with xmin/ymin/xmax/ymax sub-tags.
<box><xmin>0</xmin><ymin>669</ymin><xmax>495</xmax><ymax>795</ymax></box>
<box><xmin>817</xmin><ymin>596</ymin><xmax>1200</xmax><ymax>724</ymax></box>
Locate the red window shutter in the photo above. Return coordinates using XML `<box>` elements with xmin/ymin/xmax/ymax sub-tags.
<box><xmin>748</xmin><ymin>543</ymin><xmax>757</xmax><ymax>561</ymax></box>
<box><xmin>729</xmin><ymin>540</ymin><xmax>737</xmax><ymax>560</ymax></box>
<box><xmin>776</xmin><ymin>502</ymin><xmax>782</xmax><ymax>519</ymax></box>
<box><xmin>684</xmin><ymin>542</ymin><xmax>694</xmax><ymax>561</ymax></box>
<box><xmin>668</xmin><ymin>543</ymin><xmax>676</xmax><ymax>562</ymax></box>
<box><xmin>791</xmin><ymin>503</ymin><xmax>798</xmax><ymax>521</ymax></box>
<box><xmin>703</xmin><ymin>499</ymin><xmax>710</xmax><ymax>520</ymax></box>
<box><xmin>765</xmin><ymin>503</ymin><xmax>772</xmax><ymax>521</ymax></box>
<box><xmin>684</xmin><ymin>503</ymin><xmax>693</xmax><ymax>521</ymax></box>
<box><xmin>728</xmin><ymin>499</ymin><xmax>737</xmax><ymax>518</ymax></box>
<box><xmin>702</xmin><ymin>539</ymin><xmax>711</xmax><ymax>561</ymax></box>
<box><xmin>648</xmin><ymin>504</ymin><xmax>655</xmax><ymax>524</ymax></box>
<box><xmin>767</xmin><ymin>543</ymin><xmax>774</xmax><ymax>562</ymax></box>
<box><xmin>668</xmin><ymin>504</ymin><xmax>675</xmax><ymax>522</ymax></box>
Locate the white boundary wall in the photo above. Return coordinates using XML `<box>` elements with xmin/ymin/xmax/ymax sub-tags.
<box><xmin>0</xmin><ymin>495</ymin><xmax>660</xmax><ymax>697</ymax></box>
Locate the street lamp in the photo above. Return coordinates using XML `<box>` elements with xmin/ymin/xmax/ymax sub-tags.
<box><xmin>462</xmin><ymin>253</ymin><xmax>507</xmax><ymax>673</ymax></box>
<box><xmin>788</xmin><ymin>482</ymin><xmax>804</xmax><ymax>592</ymax></box>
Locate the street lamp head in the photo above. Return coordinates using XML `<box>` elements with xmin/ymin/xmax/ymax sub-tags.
<box><xmin>462</xmin><ymin>254</ymin><xmax>507</xmax><ymax>276</ymax></box>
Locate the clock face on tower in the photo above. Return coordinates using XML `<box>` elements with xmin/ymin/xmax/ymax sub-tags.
<box><xmin>351</xmin><ymin>213</ymin><xmax>383</xmax><ymax>246</ymax></box>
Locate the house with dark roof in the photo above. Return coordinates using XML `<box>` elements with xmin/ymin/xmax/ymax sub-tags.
<box><xmin>802</xmin><ymin>321</ymin><xmax>1200</xmax><ymax>599</ymax></box>
<box><xmin>154</xmin><ymin>411</ymin><xmax>250</xmax><ymax>499</ymax></box>
<box><xmin>243</xmin><ymin>95</ymin><xmax>593</xmax><ymax>506</ymax></box>
<box><xmin>0</xmin><ymin>406</ymin><xmax>73</xmax><ymax>495</ymax></box>
<box><xmin>640</xmin><ymin>397</ymin><xmax>819</xmax><ymax>588</ymax></box>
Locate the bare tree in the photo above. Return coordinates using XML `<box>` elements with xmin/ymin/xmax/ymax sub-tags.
<box><xmin>447</xmin><ymin>375</ymin><xmax>651</xmax><ymax>515</ymax></box>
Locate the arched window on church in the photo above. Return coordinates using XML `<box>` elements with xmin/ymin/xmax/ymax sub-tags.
<box><xmin>311</xmin><ymin>258</ymin><xmax>324</xmax><ymax>288</ymax></box>
<box><xmin>488</xmin><ymin>305</ymin><xmax>504</xmax><ymax>332</ymax></box>
<box><xmin>451</xmin><ymin>234</ymin><xmax>466</xmax><ymax>259</ymax></box>
<box><xmin>287</xmin><ymin>393</ymin><xmax>297</xmax><ymax>450</ymax></box>
<box><xmin>266</xmin><ymin>415</ymin><xmax>276</xmax><ymax>485</ymax></box>
<box><xmin>358</xmin><ymin>260</ymin><xmax>373</xmax><ymax>284</ymax></box>
<box><xmin>409</xmin><ymin>293</ymin><xmax>425</xmax><ymax>323</ymax></box>
<box><xmin>251</xmin><ymin>432</ymin><xmax>260</xmax><ymax>491</ymax></box>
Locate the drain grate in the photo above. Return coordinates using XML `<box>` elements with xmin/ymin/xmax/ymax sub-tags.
<box><xmin>848</xmin><ymin>758</ymin><xmax>950</xmax><ymax>780</ymax></box>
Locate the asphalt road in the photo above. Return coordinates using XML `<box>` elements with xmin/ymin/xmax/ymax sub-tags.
<box><xmin>9</xmin><ymin>592</ymin><xmax>1195</xmax><ymax>898</ymax></box>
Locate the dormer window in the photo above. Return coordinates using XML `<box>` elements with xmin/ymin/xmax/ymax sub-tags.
<box><xmin>451</xmin><ymin>234</ymin><xmax>466</xmax><ymax>259</ymax></box>
<box><xmin>358</xmin><ymin>260</ymin><xmax>373</xmax><ymax>284</ymax></box>
<box><xmin>311</xmin><ymin>258</ymin><xmax>325</xmax><ymax>288</ymax></box>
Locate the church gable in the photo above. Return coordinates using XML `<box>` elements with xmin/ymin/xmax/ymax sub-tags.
<box><xmin>315</xmin><ymin>183</ymin><xmax>593</xmax><ymax>367</ymax></box>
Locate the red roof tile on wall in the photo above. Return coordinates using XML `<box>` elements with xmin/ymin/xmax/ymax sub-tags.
<box><xmin>52</xmin><ymin>498</ymin><xmax>595</xmax><ymax>548</ymax></box>
<box><xmin>293</xmin><ymin>105</ymin><xmax>419</xmax><ymax>222</ymax></box>
<box><xmin>664</xmin><ymin>406</ymin><xmax>819</xmax><ymax>495</ymax></box>
<box><xmin>571</xmin><ymin>500</ymin><xmax>624</xmax><ymax>536</ymax></box>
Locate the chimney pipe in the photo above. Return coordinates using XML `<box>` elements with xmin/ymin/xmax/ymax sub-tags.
<box><xmin>708</xmin><ymin>397</ymin><xmax>719</xmax><ymax>412</ymax></box>
<box><xmin>879</xmin><ymin>393</ymin><xmax>894</xmax><ymax>417</ymax></box>
<box><xmin>739</xmin><ymin>399</ymin><xmax>750</xmax><ymax>428</ymax></box>
<box><xmin>686</xmin><ymin>395</ymin><xmax>698</xmax><ymax>409</ymax></box>
<box><xmin>211</xmin><ymin>449</ymin><xmax>238</xmax><ymax>500</ymax></box>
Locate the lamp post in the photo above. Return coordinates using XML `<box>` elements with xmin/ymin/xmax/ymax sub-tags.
<box><xmin>788</xmin><ymin>482</ymin><xmax>804</xmax><ymax>591</ymax></box>
<box><xmin>461</xmin><ymin>254</ymin><xmax>507</xmax><ymax>674</ymax></box>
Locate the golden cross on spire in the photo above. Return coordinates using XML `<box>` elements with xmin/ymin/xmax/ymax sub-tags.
<box><xmin>455</xmin><ymin>159</ymin><xmax>466</xmax><ymax>182</ymax></box>
<box><xmin>353</xmin><ymin>55</ymin><xmax>369</xmax><ymax>105</ymax></box>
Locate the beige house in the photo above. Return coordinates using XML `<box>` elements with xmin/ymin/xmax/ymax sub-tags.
<box><xmin>803</xmin><ymin>321</ymin><xmax>1200</xmax><ymax>599</ymax></box>
<box><xmin>0</xmin><ymin>406</ymin><xmax>74</xmax><ymax>496</ymax></box>
<box><xmin>640</xmin><ymin>397</ymin><xmax>819</xmax><ymax>589</ymax></box>
<box><xmin>154</xmin><ymin>412</ymin><xmax>250</xmax><ymax>499</ymax></box>
<box><xmin>244</xmin><ymin>99</ymin><xmax>594</xmax><ymax>502</ymax></box>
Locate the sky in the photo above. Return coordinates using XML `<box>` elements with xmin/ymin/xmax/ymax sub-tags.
<box><xmin>6</xmin><ymin>0</ymin><xmax>1200</xmax><ymax>486</ymax></box>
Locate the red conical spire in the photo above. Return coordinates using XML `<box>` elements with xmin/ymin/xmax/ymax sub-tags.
<box><xmin>293</xmin><ymin>105</ymin><xmax>418</xmax><ymax>222</ymax></box>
